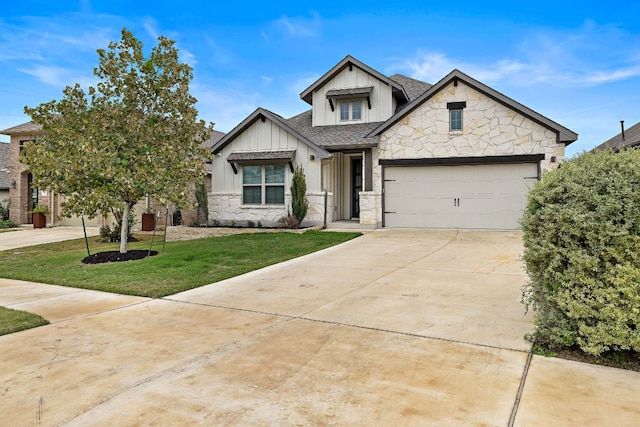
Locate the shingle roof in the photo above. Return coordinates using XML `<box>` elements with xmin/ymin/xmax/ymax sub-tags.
<box><xmin>1</xmin><ymin>121</ymin><xmax>42</xmax><ymax>135</ymax></box>
<box><xmin>0</xmin><ymin>142</ymin><xmax>9</xmax><ymax>190</ymax></box>
<box><xmin>227</xmin><ymin>150</ymin><xmax>296</xmax><ymax>162</ymax></box>
<box><xmin>369</xmin><ymin>69</ymin><xmax>578</xmax><ymax>145</ymax></box>
<box><xmin>325</xmin><ymin>86</ymin><xmax>373</xmax><ymax>98</ymax></box>
<box><xmin>300</xmin><ymin>55</ymin><xmax>409</xmax><ymax>105</ymax></box>
<box><xmin>595</xmin><ymin>121</ymin><xmax>640</xmax><ymax>151</ymax></box>
<box><xmin>212</xmin><ymin>108</ymin><xmax>331</xmax><ymax>158</ymax></box>
<box><xmin>202</xmin><ymin>129</ymin><xmax>226</xmax><ymax>149</ymax></box>
<box><xmin>286</xmin><ymin>110</ymin><xmax>381</xmax><ymax>150</ymax></box>
<box><xmin>389</xmin><ymin>74</ymin><xmax>432</xmax><ymax>101</ymax></box>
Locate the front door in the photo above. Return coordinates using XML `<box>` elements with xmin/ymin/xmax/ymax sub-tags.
<box><xmin>351</xmin><ymin>157</ymin><xmax>362</xmax><ymax>218</ymax></box>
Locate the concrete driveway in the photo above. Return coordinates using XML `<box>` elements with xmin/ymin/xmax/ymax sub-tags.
<box><xmin>0</xmin><ymin>226</ymin><xmax>100</xmax><ymax>251</ymax></box>
<box><xmin>1</xmin><ymin>230</ymin><xmax>639</xmax><ymax>425</ymax></box>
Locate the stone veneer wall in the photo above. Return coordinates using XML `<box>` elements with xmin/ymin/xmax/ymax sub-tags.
<box><xmin>358</xmin><ymin>191</ymin><xmax>380</xmax><ymax>226</ymax></box>
<box><xmin>209</xmin><ymin>191</ymin><xmax>328</xmax><ymax>228</ymax></box>
<box><xmin>377</xmin><ymin>82</ymin><xmax>563</xmax><ymax>171</ymax></box>
<box><xmin>366</xmin><ymin>81</ymin><xmax>566</xmax><ymax>227</ymax></box>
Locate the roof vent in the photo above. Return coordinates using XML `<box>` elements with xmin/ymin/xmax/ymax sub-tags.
<box><xmin>621</xmin><ymin>120</ymin><xmax>626</xmax><ymax>141</ymax></box>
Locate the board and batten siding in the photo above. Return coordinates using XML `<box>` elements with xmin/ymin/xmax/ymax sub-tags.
<box><xmin>312</xmin><ymin>66</ymin><xmax>395</xmax><ymax>127</ymax></box>
<box><xmin>211</xmin><ymin>118</ymin><xmax>322</xmax><ymax>193</ymax></box>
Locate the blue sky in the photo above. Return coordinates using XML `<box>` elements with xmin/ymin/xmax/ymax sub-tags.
<box><xmin>1</xmin><ymin>1</ymin><xmax>639</xmax><ymax>156</ymax></box>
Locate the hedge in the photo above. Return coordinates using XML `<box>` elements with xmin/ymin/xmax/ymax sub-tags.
<box><xmin>521</xmin><ymin>148</ymin><xmax>640</xmax><ymax>355</ymax></box>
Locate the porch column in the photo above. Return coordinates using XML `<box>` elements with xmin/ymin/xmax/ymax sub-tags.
<box><xmin>364</xmin><ymin>148</ymin><xmax>372</xmax><ymax>191</ymax></box>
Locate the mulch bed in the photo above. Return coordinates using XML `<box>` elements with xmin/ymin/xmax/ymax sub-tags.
<box><xmin>82</xmin><ymin>250</ymin><xmax>158</xmax><ymax>264</ymax></box>
<box><xmin>535</xmin><ymin>343</ymin><xmax>640</xmax><ymax>371</ymax></box>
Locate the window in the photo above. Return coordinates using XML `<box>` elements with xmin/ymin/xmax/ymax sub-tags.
<box><xmin>242</xmin><ymin>165</ymin><xmax>285</xmax><ymax>205</ymax></box>
<box><xmin>450</xmin><ymin>109</ymin><xmax>462</xmax><ymax>131</ymax></box>
<box><xmin>447</xmin><ymin>101</ymin><xmax>466</xmax><ymax>132</ymax></box>
<box><xmin>339</xmin><ymin>100</ymin><xmax>363</xmax><ymax>122</ymax></box>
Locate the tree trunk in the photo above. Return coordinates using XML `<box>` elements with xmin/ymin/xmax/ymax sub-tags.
<box><xmin>120</xmin><ymin>203</ymin><xmax>130</xmax><ymax>253</ymax></box>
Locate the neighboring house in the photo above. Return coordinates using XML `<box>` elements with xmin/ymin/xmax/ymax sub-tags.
<box><xmin>0</xmin><ymin>142</ymin><xmax>9</xmax><ymax>203</ymax></box>
<box><xmin>211</xmin><ymin>55</ymin><xmax>578</xmax><ymax>230</ymax></box>
<box><xmin>0</xmin><ymin>121</ymin><xmax>223</xmax><ymax>227</ymax></box>
<box><xmin>595</xmin><ymin>120</ymin><xmax>640</xmax><ymax>151</ymax></box>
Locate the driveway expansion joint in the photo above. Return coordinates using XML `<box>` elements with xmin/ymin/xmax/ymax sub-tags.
<box><xmin>509</xmin><ymin>351</ymin><xmax>533</xmax><ymax>427</ymax></box>
<box><xmin>162</xmin><ymin>297</ymin><xmax>531</xmax><ymax>354</ymax></box>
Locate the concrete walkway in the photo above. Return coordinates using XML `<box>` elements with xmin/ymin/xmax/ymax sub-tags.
<box><xmin>1</xmin><ymin>230</ymin><xmax>639</xmax><ymax>425</ymax></box>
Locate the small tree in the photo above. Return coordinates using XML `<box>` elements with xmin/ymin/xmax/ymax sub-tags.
<box><xmin>23</xmin><ymin>28</ymin><xmax>212</xmax><ymax>253</ymax></box>
<box><xmin>194</xmin><ymin>179</ymin><xmax>209</xmax><ymax>226</ymax></box>
<box><xmin>290</xmin><ymin>165</ymin><xmax>309</xmax><ymax>225</ymax></box>
<box><xmin>521</xmin><ymin>148</ymin><xmax>640</xmax><ymax>356</ymax></box>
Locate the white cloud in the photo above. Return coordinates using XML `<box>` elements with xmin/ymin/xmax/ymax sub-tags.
<box><xmin>143</xmin><ymin>18</ymin><xmax>159</xmax><ymax>40</ymax></box>
<box><xmin>191</xmin><ymin>82</ymin><xmax>261</xmax><ymax>132</ymax></box>
<box><xmin>581</xmin><ymin>65</ymin><xmax>640</xmax><ymax>84</ymax></box>
<box><xmin>394</xmin><ymin>21</ymin><xmax>640</xmax><ymax>88</ymax></box>
<box><xmin>272</xmin><ymin>12</ymin><xmax>322</xmax><ymax>38</ymax></box>
<box><xmin>18</xmin><ymin>65</ymin><xmax>97</xmax><ymax>88</ymax></box>
<box><xmin>180</xmin><ymin>49</ymin><xmax>197</xmax><ymax>67</ymax></box>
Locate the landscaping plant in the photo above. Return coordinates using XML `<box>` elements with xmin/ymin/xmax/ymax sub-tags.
<box><xmin>521</xmin><ymin>148</ymin><xmax>640</xmax><ymax>356</ymax></box>
<box><xmin>291</xmin><ymin>165</ymin><xmax>309</xmax><ymax>225</ymax></box>
<box><xmin>23</xmin><ymin>28</ymin><xmax>212</xmax><ymax>253</ymax></box>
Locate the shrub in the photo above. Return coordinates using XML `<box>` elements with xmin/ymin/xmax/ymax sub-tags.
<box><xmin>0</xmin><ymin>219</ymin><xmax>17</xmax><ymax>229</ymax></box>
<box><xmin>195</xmin><ymin>179</ymin><xmax>209</xmax><ymax>226</ymax></box>
<box><xmin>277</xmin><ymin>214</ymin><xmax>299</xmax><ymax>229</ymax></box>
<box><xmin>0</xmin><ymin>199</ymin><xmax>9</xmax><ymax>220</ymax></box>
<box><xmin>291</xmin><ymin>165</ymin><xmax>309</xmax><ymax>225</ymax></box>
<box><xmin>100</xmin><ymin>209</ymin><xmax>137</xmax><ymax>243</ymax></box>
<box><xmin>521</xmin><ymin>148</ymin><xmax>640</xmax><ymax>356</ymax></box>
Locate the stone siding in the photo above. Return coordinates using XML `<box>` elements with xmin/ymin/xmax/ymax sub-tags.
<box><xmin>378</xmin><ymin>81</ymin><xmax>563</xmax><ymax>170</ymax></box>
<box><xmin>209</xmin><ymin>191</ymin><xmax>327</xmax><ymax>228</ymax></box>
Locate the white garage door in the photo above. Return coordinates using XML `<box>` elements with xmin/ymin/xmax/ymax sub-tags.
<box><xmin>384</xmin><ymin>163</ymin><xmax>538</xmax><ymax>229</ymax></box>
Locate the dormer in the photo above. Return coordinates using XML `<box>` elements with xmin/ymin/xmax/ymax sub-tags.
<box><xmin>300</xmin><ymin>55</ymin><xmax>410</xmax><ymax>127</ymax></box>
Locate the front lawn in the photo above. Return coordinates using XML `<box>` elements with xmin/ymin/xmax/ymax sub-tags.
<box><xmin>0</xmin><ymin>306</ymin><xmax>49</xmax><ymax>336</ymax></box>
<box><xmin>0</xmin><ymin>231</ymin><xmax>361</xmax><ymax>298</ymax></box>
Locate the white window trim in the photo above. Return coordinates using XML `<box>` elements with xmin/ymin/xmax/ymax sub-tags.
<box><xmin>449</xmin><ymin>109</ymin><xmax>463</xmax><ymax>132</ymax></box>
<box><xmin>338</xmin><ymin>99</ymin><xmax>364</xmax><ymax>122</ymax></box>
<box><xmin>242</xmin><ymin>164</ymin><xmax>286</xmax><ymax>205</ymax></box>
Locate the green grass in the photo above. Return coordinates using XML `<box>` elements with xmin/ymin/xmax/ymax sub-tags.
<box><xmin>0</xmin><ymin>306</ymin><xmax>49</xmax><ymax>336</ymax></box>
<box><xmin>0</xmin><ymin>231</ymin><xmax>361</xmax><ymax>298</ymax></box>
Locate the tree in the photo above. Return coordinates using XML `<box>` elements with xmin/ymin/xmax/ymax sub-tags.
<box><xmin>521</xmin><ymin>149</ymin><xmax>640</xmax><ymax>356</ymax></box>
<box><xmin>290</xmin><ymin>165</ymin><xmax>309</xmax><ymax>225</ymax></box>
<box><xmin>23</xmin><ymin>28</ymin><xmax>212</xmax><ymax>253</ymax></box>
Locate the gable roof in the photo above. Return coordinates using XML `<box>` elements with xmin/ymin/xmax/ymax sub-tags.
<box><xmin>1</xmin><ymin>121</ymin><xmax>42</xmax><ymax>135</ymax></box>
<box><xmin>211</xmin><ymin>108</ymin><xmax>330</xmax><ymax>158</ymax></box>
<box><xmin>0</xmin><ymin>142</ymin><xmax>9</xmax><ymax>190</ymax></box>
<box><xmin>202</xmin><ymin>129</ymin><xmax>226</xmax><ymax>149</ymax></box>
<box><xmin>368</xmin><ymin>69</ymin><xmax>578</xmax><ymax>145</ymax></box>
<box><xmin>595</xmin><ymin>121</ymin><xmax>640</xmax><ymax>151</ymax></box>
<box><xmin>389</xmin><ymin>74</ymin><xmax>432</xmax><ymax>102</ymax></box>
<box><xmin>287</xmin><ymin>110</ymin><xmax>381</xmax><ymax>150</ymax></box>
<box><xmin>300</xmin><ymin>55</ymin><xmax>409</xmax><ymax>106</ymax></box>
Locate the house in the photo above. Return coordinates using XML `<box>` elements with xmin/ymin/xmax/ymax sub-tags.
<box><xmin>0</xmin><ymin>121</ymin><xmax>224</xmax><ymax>227</ymax></box>
<box><xmin>210</xmin><ymin>55</ymin><xmax>578</xmax><ymax>230</ymax></box>
<box><xmin>595</xmin><ymin>120</ymin><xmax>640</xmax><ymax>151</ymax></box>
<box><xmin>0</xmin><ymin>142</ymin><xmax>9</xmax><ymax>203</ymax></box>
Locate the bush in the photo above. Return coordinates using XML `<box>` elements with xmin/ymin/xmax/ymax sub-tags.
<box><xmin>0</xmin><ymin>199</ymin><xmax>9</xmax><ymax>220</ymax></box>
<box><xmin>0</xmin><ymin>219</ymin><xmax>17</xmax><ymax>229</ymax></box>
<box><xmin>291</xmin><ymin>165</ymin><xmax>309</xmax><ymax>225</ymax></box>
<box><xmin>99</xmin><ymin>209</ymin><xmax>137</xmax><ymax>243</ymax></box>
<box><xmin>277</xmin><ymin>214</ymin><xmax>299</xmax><ymax>229</ymax></box>
<box><xmin>521</xmin><ymin>149</ymin><xmax>640</xmax><ymax>356</ymax></box>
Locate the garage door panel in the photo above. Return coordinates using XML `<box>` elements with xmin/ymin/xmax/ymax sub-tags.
<box><xmin>384</xmin><ymin>163</ymin><xmax>537</xmax><ymax>230</ymax></box>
